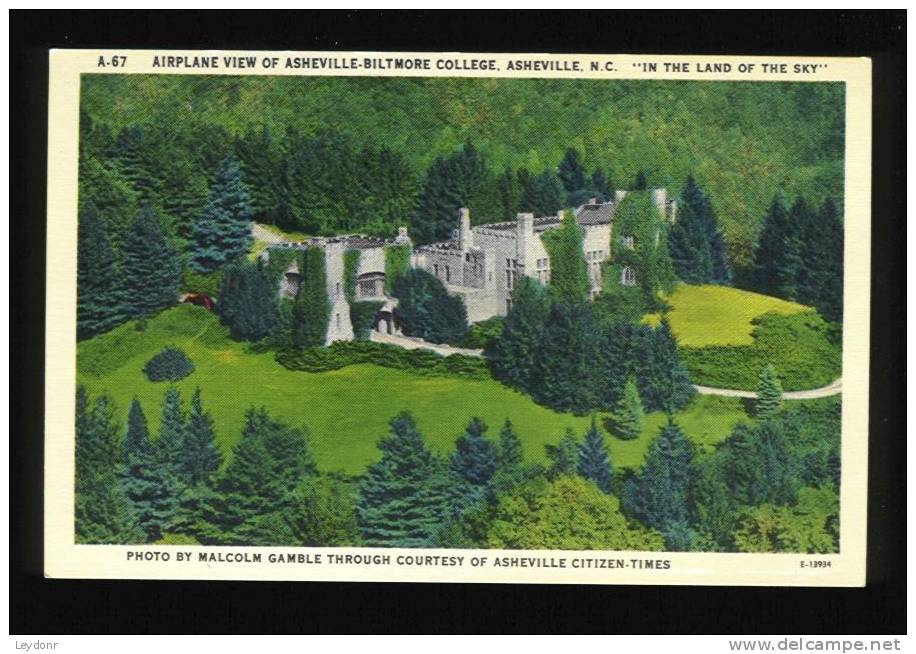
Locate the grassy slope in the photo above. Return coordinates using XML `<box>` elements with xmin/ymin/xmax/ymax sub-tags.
<box><xmin>77</xmin><ymin>305</ymin><xmax>749</xmax><ymax>474</ymax></box>
<box><xmin>646</xmin><ymin>284</ymin><xmax>809</xmax><ymax>346</ymax></box>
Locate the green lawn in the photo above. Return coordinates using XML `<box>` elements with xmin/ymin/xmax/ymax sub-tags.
<box><xmin>78</xmin><ymin>305</ymin><xmax>753</xmax><ymax>475</ymax></box>
<box><xmin>646</xmin><ymin>284</ymin><xmax>810</xmax><ymax>347</ymax></box>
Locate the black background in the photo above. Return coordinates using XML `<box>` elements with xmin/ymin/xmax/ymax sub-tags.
<box><xmin>10</xmin><ymin>10</ymin><xmax>906</xmax><ymax>635</ymax></box>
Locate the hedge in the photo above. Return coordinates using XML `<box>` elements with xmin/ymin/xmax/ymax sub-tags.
<box><xmin>276</xmin><ymin>341</ymin><xmax>490</xmax><ymax>380</ymax></box>
<box><xmin>679</xmin><ymin>311</ymin><xmax>841</xmax><ymax>391</ymax></box>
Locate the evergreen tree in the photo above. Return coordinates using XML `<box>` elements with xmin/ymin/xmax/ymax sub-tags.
<box><xmin>356</xmin><ymin>412</ymin><xmax>455</xmax><ymax>547</ymax></box>
<box><xmin>751</xmin><ymin>192</ymin><xmax>803</xmax><ymax>298</ymax></box>
<box><xmin>234</xmin><ymin>126</ymin><xmax>282</xmax><ymax>225</ymax></box>
<box><xmin>632</xmin><ymin>170</ymin><xmax>648</xmax><ymax>190</ymax></box>
<box><xmin>411</xmin><ymin>142</ymin><xmax>491</xmax><ymax>245</ymax></box>
<box><xmin>593</xmin><ymin>321</ymin><xmax>643</xmax><ymax>408</ymax></box>
<box><xmin>75</xmin><ymin>388</ymin><xmax>139</xmax><ymax>543</ymax></box>
<box><xmin>204</xmin><ymin>408</ymin><xmax>316</xmax><ymax>544</ymax></box>
<box><xmin>155</xmin><ymin>388</ymin><xmax>188</xmax><ymax>526</ymax></box>
<box><xmin>120</xmin><ymin>397</ymin><xmax>177</xmax><ymax>542</ymax></box>
<box><xmin>607</xmin><ymin>377</ymin><xmax>645</xmax><ymax>440</ymax></box>
<box><xmin>543</xmin><ymin>209</ymin><xmax>590</xmax><ymax>302</ymax></box>
<box><xmin>520</xmin><ymin>169</ymin><xmax>564</xmax><ymax>215</ymax></box>
<box><xmin>591</xmin><ymin>168</ymin><xmax>612</xmax><ymax>199</ymax></box>
<box><xmin>667</xmin><ymin>176</ymin><xmax>730</xmax><ymax>284</ymax></box>
<box><xmin>756</xmin><ymin>364</ymin><xmax>783</xmax><ymax>419</ymax></box>
<box><xmin>622</xmin><ymin>422</ymin><xmax>694</xmax><ymax>549</ymax></box>
<box><xmin>797</xmin><ymin>197</ymin><xmax>843</xmax><ymax>321</ymax></box>
<box><xmin>291</xmin><ymin>249</ymin><xmax>330</xmax><ymax>348</ymax></box>
<box><xmin>357</xmin><ymin>146</ymin><xmax>419</xmax><ymax>235</ymax></box>
<box><xmin>77</xmin><ymin>202</ymin><xmax>127</xmax><ymax>339</ymax></box>
<box><xmin>639</xmin><ymin>320</ymin><xmax>695</xmax><ymax>415</ymax></box>
<box><xmin>577</xmin><ymin>418</ymin><xmax>613</xmax><ymax>493</ymax></box>
<box><xmin>217</xmin><ymin>259</ymin><xmax>278</xmax><ymax>341</ymax></box>
<box><xmin>532</xmin><ymin>299</ymin><xmax>598</xmax><ymax>414</ymax></box>
<box><xmin>284</xmin><ymin>475</ymin><xmax>362</xmax><ymax>546</ymax></box>
<box><xmin>487</xmin><ymin>276</ymin><xmax>548</xmax><ymax>392</ymax></box>
<box><xmin>496</xmin><ymin>419</ymin><xmax>524</xmax><ymax>471</ymax></box>
<box><xmin>495</xmin><ymin>166</ymin><xmax>523</xmax><ymax>221</ymax></box>
<box><xmin>558</xmin><ymin>148</ymin><xmax>586</xmax><ymax>193</ymax></box>
<box><xmin>78</xmin><ymin>156</ymin><xmax>139</xmax><ymax>254</ymax></box>
<box><xmin>112</xmin><ymin>124</ymin><xmax>162</xmax><ymax>207</ymax></box>
<box><xmin>182</xmin><ymin>388</ymin><xmax>222</xmax><ymax>486</ymax></box>
<box><xmin>391</xmin><ymin>268</ymin><xmax>468</xmax><ymax>344</ymax></box>
<box><xmin>450</xmin><ymin>417</ymin><xmax>498</xmax><ymax>507</ymax></box>
<box><xmin>189</xmin><ymin>154</ymin><xmax>254</xmax><ymax>273</ymax></box>
<box><xmin>120</xmin><ymin>206</ymin><xmax>181</xmax><ymax>318</ymax></box>
<box><xmin>546</xmin><ymin>428</ymin><xmax>580</xmax><ymax>478</ymax></box>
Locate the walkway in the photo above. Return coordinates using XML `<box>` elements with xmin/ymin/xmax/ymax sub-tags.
<box><xmin>694</xmin><ymin>378</ymin><xmax>842</xmax><ymax>400</ymax></box>
<box><xmin>369</xmin><ymin>331</ymin><xmax>484</xmax><ymax>357</ymax></box>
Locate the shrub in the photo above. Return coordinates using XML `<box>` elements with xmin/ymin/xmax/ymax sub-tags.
<box><xmin>143</xmin><ymin>346</ymin><xmax>195</xmax><ymax>382</ymax></box>
<box><xmin>181</xmin><ymin>267</ymin><xmax>223</xmax><ymax>298</ymax></box>
<box><xmin>679</xmin><ymin>311</ymin><xmax>841</xmax><ymax>391</ymax></box>
<box><xmin>276</xmin><ymin>341</ymin><xmax>490</xmax><ymax>380</ymax></box>
<box><xmin>391</xmin><ymin>268</ymin><xmax>468</xmax><ymax>344</ymax></box>
<box><xmin>456</xmin><ymin>316</ymin><xmax>505</xmax><ymax>349</ymax></box>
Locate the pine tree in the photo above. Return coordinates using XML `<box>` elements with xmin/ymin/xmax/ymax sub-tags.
<box><xmin>755</xmin><ymin>364</ymin><xmax>783</xmax><ymax>419</ymax></box>
<box><xmin>217</xmin><ymin>259</ymin><xmax>278</xmax><ymax>341</ymax></box>
<box><xmin>291</xmin><ymin>249</ymin><xmax>330</xmax><ymax>348</ymax></box>
<box><xmin>607</xmin><ymin>377</ymin><xmax>645</xmax><ymax>440</ymax></box>
<box><xmin>75</xmin><ymin>388</ymin><xmax>140</xmax><ymax>543</ymax></box>
<box><xmin>593</xmin><ymin>322</ymin><xmax>642</xmax><ymax>409</ymax></box>
<box><xmin>667</xmin><ymin>176</ymin><xmax>729</xmax><ymax>284</ymax></box>
<box><xmin>120</xmin><ymin>397</ymin><xmax>177</xmax><ymax>542</ymax></box>
<box><xmin>152</xmin><ymin>389</ymin><xmax>188</xmax><ymax>535</ymax></box>
<box><xmin>632</xmin><ymin>170</ymin><xmax>648</xmax><ymax>191</ymax></box>
<box><xmin>638</xmin><ymin>320</ymin><xmax>695</xmax><ymax>415</ymax></box>
<box><xmin>356</xmin><ymin>412</ymin><xmax>455</xmax><ymax>547</ymax></box>
<box><xmin>621</xmin><ymin>421</ymin><xmax>694</xmax><ymax>549</ymax></box>
<box><xmin>391</xmin><ymin>268</ymin><xmax>468</xmax><ymax>344</ymax></box>
<box><xmin>112</xmin><ymin>124</ymin><xmax>162</xmax><ymax>207</ymax></box>
<box><xmin>411</xmin><ymin>142</ymin><xmax>491</xmax><ymax>245</ymax></box>
<box><xmin>546</xmin><ymin>428</ymin><xmax>579</xmax><ymax>478</ymax></box>
<box><xmin>751</xmin><ymin>192</ymin><xmax>795</xmax><ymax>297</ymax></box>
<box><xmin>558</xmin><ymin>148</ymin><xmax>586</xmax><ymax>193</ymax></box>
<box><xmin>234</xmin><ymin>126</ymin><xmax>282</xmax><ymax>224</ymax></box>
<box><xmin>182</xmin><ymin>388</ymin><xmax>222</xmax><ymax>486</ymax></box>
<box><xmin>495</xmin><ymin>166</ymin><xmax>522</xmax><ymax>221</ymax></box>
<box><xmin>189</xmin><ymin>154</ymin><xmax>253</xmax><ymax>273</ymax></box>
<box><xmin>798</xmin><ymin>198</ymin><xmax>843</xmax><ymax>322</ymax></box>
<box><xmin>77</xmin><ymin>202</ymin><xmax>127</xmax><ymax>339</ymax></box>
<box><xmin>496</xmin><ymin>419</ymin><xmax>524</xmax><ymax>471</ymax></box>
<box><xmin>520</xmin><ymin>169</ymin><xmax>564</xmax><ymax>215</ymax></box>
<box><xmin>204</xmin><ymin>408</ymin><xmax>315</xmax><ymax>545</ymax></box>
<box><xmin>543</xmin><ymin>209</ymin><xmax>589</xmax><ymax>303</ymax></box>
<box><xmin>532</xmin><ymin>299</ymin><xmax>598</xmax><ymax>414</ymax></box>
<box><xmin>578</xmin><ymin>418</ymin><xmax>613</xmax><ymax>493</ymax></box>
<box><xmin>450</xmin><ymin>417</ymin><xmax>498</xmax><ymax>507</ymax></box>
<box><xmin>486</xmin><ymin>276</ymin><xmax>548</xmax><ymax>392</ymax></box>
<box><xmin>591</xmin><ymin>168</ymin><xmax>612</xmax><ymax>200</ymax></box>
<box><xmin>120</xmin><ymin>206</ymin><xmax>180</xmax><ymax>318</ymax></box>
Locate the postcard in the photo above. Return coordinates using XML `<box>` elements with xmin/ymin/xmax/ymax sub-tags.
<box><xmin>45</xmin><ymin>49</ymin><xmax>870</xmax><ymax>585</ymax></box>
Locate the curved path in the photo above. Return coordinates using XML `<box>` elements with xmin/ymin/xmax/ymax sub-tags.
<box><xmin>694</xmin><ymin>378</ymin><xmax>842</xmax><ymax>400</ymax></box>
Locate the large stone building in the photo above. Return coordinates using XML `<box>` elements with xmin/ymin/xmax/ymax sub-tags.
<box><xmin>260</xmin><ymin>189</ymin><xmax>676</xmax><ymax>344</ymax></box>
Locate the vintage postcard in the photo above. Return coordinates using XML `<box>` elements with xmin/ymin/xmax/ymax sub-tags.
<box><xmin>45</xmin><ymin>49</ymin><xmax>870</xmax><ymax>585</ymax></box>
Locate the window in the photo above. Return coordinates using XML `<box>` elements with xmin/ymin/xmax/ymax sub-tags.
<box><xmin>445</xmin><ymin>265</ymin><xmax>451</xmax><ymax>283</ymax></box>
<box><xmin>621</xmin><ymin>266</ymin><xmax>636</xmax><ymax>286</ymax></box>
<box><xmin>434</xmin><ymin>264</ymin><xmax>439</xmax><ymax>277</ymax></box>
<box><xmin>506</xmin><ymin>299</ymin><xmax>512</xmax><ymax>313</ymax></box>
<box><xmin>336</xmin><ymin>282</ymin><xmax>341</xmax><ymax>297</ymax></box>
<box><xmin>336</xmin><ymin>313</ymin><xmax>341</xmax><ymax>328</ymax></box>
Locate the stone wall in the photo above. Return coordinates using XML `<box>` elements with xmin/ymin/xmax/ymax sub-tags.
<box><xmin>323</xmin><ymin>244</ymin><xmax>354</xmax><ymax>343</ymax></box>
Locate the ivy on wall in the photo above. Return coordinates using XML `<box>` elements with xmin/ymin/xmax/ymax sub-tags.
<box><xmin>384</xmin><ymin>244</ymin><xmax>411</xmax><ymax>294</ymax></box>
<box><xmin>344</xmin><ymin>249</ymin><xmax>361</xmax><ymax>304</ymax></box>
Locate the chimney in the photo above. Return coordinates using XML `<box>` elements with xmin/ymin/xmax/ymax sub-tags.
<box><xmin>589</xmin><ymin>197</ymin><xmax>597</xmax><ymax>205</ymax></box>
<box><xmin>614</xmin><ymin>190</ymin><xmax>627</xmax><ymax>204</ymax></box>
<box><xmin>516</xmin><ymin>212</ymin><xmax>534</xmax><ymax>265</ymax></box>
<box><xmin>395</xmin><ymin>226</ymin><xmax>411</xmax><ymax>244</ymax></box>
<box><xmin>652</xmin><ymin>188</ymin><xmax>667</xmax><ymax>219</ymax></box>
<box><xmin>458</xmin><ymin>207</ymin><xmax>472</xmax><ymax>251</ymax></box>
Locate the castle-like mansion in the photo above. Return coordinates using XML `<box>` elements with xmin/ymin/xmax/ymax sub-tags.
<box><xmin>260</xmin><ymin>189</ymin><xmax>676</xmax><ymax>344</ymax></box>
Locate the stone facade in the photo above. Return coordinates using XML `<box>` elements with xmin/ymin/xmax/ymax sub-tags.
<box><xmin>260</xmin><ymin>190</ymin><xmax>675</xmax><ymax>343</ymax></box>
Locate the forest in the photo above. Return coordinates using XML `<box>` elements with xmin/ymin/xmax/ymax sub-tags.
<box><xmin>79</xmin><ymin>75</ymin><xmax>844</xmax><ymax>268</ymax></box>
<box><xmin>75</xmin><ymin>74</ymin><xmax>845</xmax><ymax>553</ymax></box>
